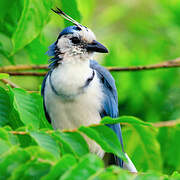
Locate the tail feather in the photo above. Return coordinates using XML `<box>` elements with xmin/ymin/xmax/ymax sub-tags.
<box><xmin>122</xmin><ymin>153</ymin><xmax>137</xmax><ymax>173</ymax></box>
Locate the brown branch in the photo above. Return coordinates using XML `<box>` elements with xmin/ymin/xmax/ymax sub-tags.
<box><xmin>0</xmin><ymin>58</ymin><xmax>180</xmax><ymax>76</ymax></box>
<box><xmin>10</xmin><ymin>131</ymin><xmax>28</xmax><ymax>135</ymax></box>
<box><xmin>0</xmin><ymin>79</ymin><xmax>20</xmax><ymax>88</ymax></box>
<box><xmin>107</xmin><ymin>58</ymin><xmax>180</xmax><ymax>71</ymax></box>
<box><xmin>4</xmin><ymin>72</ymin><xmax>47</xmax><ymax>76</ymax></box>
<box><xmin>0</xmin><ymin>65</ymin><xmax>48</xmax><ymax>72</ymax></box>
<box><xmin>9</xmin><ymin>119</ymin><xmax>180</xmax><ymax>135</ymax></box>
<box><xmin>153</xmin><ymin>119</ymin><xmax>180</xmax><ymax>127</ymax></box>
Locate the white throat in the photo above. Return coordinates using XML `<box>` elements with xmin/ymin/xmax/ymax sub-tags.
<box><xmin>59</xmin><ymin>49</ymin><xmax>94</xmax><ymax>62</ymax></box>
<box><xmin>50</xmin><ymin>57</ymin><xmax>93</xmax><ymax>99</ymax></box>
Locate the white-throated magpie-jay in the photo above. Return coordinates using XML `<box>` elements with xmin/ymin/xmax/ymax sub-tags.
<box><xmin>41</xmin><ymin>8</ymin><xmax>137</xmax><ymax>172</ymax></box>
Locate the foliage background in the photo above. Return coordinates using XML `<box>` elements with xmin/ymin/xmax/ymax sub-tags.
<box><xmin>0</xmin><ymin>0</ymin><xmax>180</xmax><ymax>179</ymax></box>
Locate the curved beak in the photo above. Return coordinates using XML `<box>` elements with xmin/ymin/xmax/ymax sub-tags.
<box><xmin>86</xmin><ymin>40</ymin><xmax>108</xmax><ymax>53</ymax></box>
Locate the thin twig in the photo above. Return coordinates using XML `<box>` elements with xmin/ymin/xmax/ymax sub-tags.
<box><xmin>9</xmin><ymin>119</ymin><xmax>180</xmax><ymax>135</ymax></box>
<box><xmin>0</xmin><ymin>58</ymin><xmax>180</xmax><ymax>76</ymax></box>
<box><xmin>0</xmin><ymin>79</ymin><xmax>20</xmax><ymax>88</ymax></box>
<box><xmin>10</xmin><ymin>131</ymin><xmax>28</xmax><ymax>135</ymax></box>
<box><xmin>0</xmin><ymin>65</ymin><xmax>48</xmax><ymax>72</ymax></box>
<box><xmin>153</xmin><ymin>119</ymin><xmax>180</xmax><ymax>127</ymax></box>
<box><xmin>107</xmin><ymin>59</ymin><xmax>180</xmax><ymax>71</ymax></box>
<box><xmin>4</xmin><ymin>72</ymin><xmax>47</xmax><ymax>76</ymax></box>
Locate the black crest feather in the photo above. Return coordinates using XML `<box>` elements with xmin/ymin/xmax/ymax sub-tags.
<box><xmin>51</xmin><ymin>7</ymin><xmax>82</xmax><ymax>28</ymax></box>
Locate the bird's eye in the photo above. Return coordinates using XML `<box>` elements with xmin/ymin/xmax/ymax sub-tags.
<box><xmin>71</xmin><ymin>37</ymin><xmax>80</xmax><ymax>44</ymax></box>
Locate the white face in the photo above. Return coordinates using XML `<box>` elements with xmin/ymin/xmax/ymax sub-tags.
<box><xmin>56</xmin><ymin>26</ymin><xmax>96</xmax><ymax>58</ymax></box>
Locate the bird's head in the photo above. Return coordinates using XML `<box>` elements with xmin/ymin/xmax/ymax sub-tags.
<box><xmin>47</xmin><ymin>8</ymin><xmax>108</xmax><ymax>63</ymax></box>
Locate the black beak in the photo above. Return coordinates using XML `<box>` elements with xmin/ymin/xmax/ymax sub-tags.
<box><xmin>86</xmin><ymin>40</ymin><xmax>108</xmax><ymax>53</ymax></box>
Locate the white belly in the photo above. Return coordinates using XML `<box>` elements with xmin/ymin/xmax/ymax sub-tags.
<box><xmin>45</xmin><ymin>75</ymin><xmax>103</xmax><ymax>130</ymax></box>
<box><xmin>44</xmin><ymin>61</ymin><xmax>105</xmax><ymax>157</ymax></box>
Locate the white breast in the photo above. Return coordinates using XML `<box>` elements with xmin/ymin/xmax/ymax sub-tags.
<box><xmin>44</xmin><ymin>59</ymin><xmax>105</xmax><ymax>157</ymax></box>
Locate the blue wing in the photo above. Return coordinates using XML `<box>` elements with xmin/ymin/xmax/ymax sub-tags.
<box><xmin>90</xmin><ymin>60</ymin><xmax>124</xmax><ymax>167</ymax></box>
<box><xmin>41</xmin><ymin>71</ymin><xmax>52</xmax><ymax>123</ymax></box>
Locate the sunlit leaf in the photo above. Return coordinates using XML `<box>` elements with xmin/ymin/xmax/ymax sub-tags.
<box><xmin>26</xmin><ymin>146</ymin><xmax>56</xmax><ymax>162</ymax></box>
<box><xmin>0</xmin><ymin>87</ymin><xmax>12</xmax><ymax>126</ymax></box>
<box><xmin>12</xmin><ymin>0</ymin><xmax>53</xmax><ymax>53</ymax></box>
<box><xmin>0</xmin><ymin>0</ymin><xmax>23</xmax><ymax>37</ymax></box>
<box><xmin>10</xmin><ymin>88</ymin><xmax>46</xmax><ymax>129</ymax></box>
<box><xmin>42</xmin><ymin>155</ymin><xmax>77</xmax><ymax>180</ymax></box>
<box><xmin>79</xmin><ymin>125</ymin><xmax>126</xmax><ymax>161</ymax></box>
<box><xmin>51</xmin><ymin>131</ymin><xmax>76</xmax><ymax>156</ymax></box>
<box><xmin>0</xmin><ymin>148</ymin><xmax>31</xmax><ymax>179</ymax></box>
<box><xmin>135</xmin><ymin>172</ymin><xmax>162</xmax><ymax>180</ymax></box>
<box><xmin>25</xmin><ymin>35</ymin><xmax>49</xmax><ymax>65</ymax></box>
<box><xmin>123</xmin><ymin>124</ymin><xmax>162</xmax><ymax>171</ymax></box>
<box><xmin>55</xmin><ymin>131</ymin><xmax>89</xmax><ymax>157</ymax></box>
<box><xmin>11</xmin><ymin>159</ymin><xmax>51</xmax><ymax>179</ymax></box>
<box><xmin>8</xmin><ymin>108</ymin><xmax>24</xmax><ymax>130</ymax></box>
<box><xmin>61</xmin><ymin>0</ymin><xmax>81</xmax><ymax>27</ymax></box>
<box><xmin>0</xmin><ymin>73</ymin><xmax>9</xmax><ymax>79</ymax></box>
<box><xmin>0</xmin><ymin>139</ymin><xmax>11</xmax><ymax>155</ymax></box>
<box><xmin>29</xmin><ymin>131</ymin><xmax>60</xmax><ymax>158</ymax></box>
<box><xmin>157</xmin><ymin>125</ymin><xmax>180</xmax><ymax>174</ymax></box>
<box><xmin>60</xmin><ymin>154</ymin><xmax>103</xmax><ymax>180</ymax></box>
<box><xmin>101</xmin><ymin>116</ymin><xmax>152</xmax><ymax>127</ymax></box>
<box><xmin>171</xmin><ymin>171</ymin><xmax>180</xmax><ymax>179</ymax></box>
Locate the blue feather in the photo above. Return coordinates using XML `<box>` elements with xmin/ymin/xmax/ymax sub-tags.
<box><xmin>46</xmin><ymin>42</ymin><xmax>57</xmax><ymax>57</ymax></box>
<box><xmin>41</xmin><ymin>71</ymin><xmax>52</xmax><ymax>123</ymax></box>
<box><xmin>90</xmin><ymin>60</ymin><xmax>124</xmax><ymax>167</ymax></box>
<box><xmin>59</xmin><ymin>26</ymin><xmax>81</xmax><ymax>37</ymax></box>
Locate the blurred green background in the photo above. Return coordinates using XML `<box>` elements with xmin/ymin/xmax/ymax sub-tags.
<box><xmin>0</xmin><ymin>0</ymin><xmax>180</xmax><ymax>175</ymax></box>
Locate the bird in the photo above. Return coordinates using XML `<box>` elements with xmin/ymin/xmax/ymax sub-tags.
<box><xmin>41</xmin><ymin>8</ymin><xmax>137</xmax><ymax>172</ymax></box>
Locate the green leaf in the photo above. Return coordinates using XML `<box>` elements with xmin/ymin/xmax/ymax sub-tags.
<box><xmin>93</xmin><ymin>165</ymin><xmax>132</xmax><ymax>180</ymax></box>
<box><xmin>25</xmin><ymin>35</ymin><xmax>49</xmax><ymax>65</ymax></box>
<box><xmin>61</xmin><ymin>0</ymin><xmax>81</xmax><ymax>27</ymax></box>
<box><xmin>29</xmin><ymin>131</ymin><xmax>60</xmax><ymax>158</ymax></box>
<box><xmin>0</xmin><ymin>127</ymin><xmax>19</xmax><ymax>146</ymax></box>
<box><xmin>55</xmin><ymin>131</ymin><xmax>89</xmax><ymax>157</ymax></box>
<box><xmin>0</xmin><ymin>128</ymin><xmax>18</xmax><ymax>155</ymax></box>
<box><xmin>11</xmin><ymin>159</ymin><xmax>51</xmax><ymax>180</ymax></box>
<box><xmin>0</xmin><ymin>0</ymin><xmax>23</xmax><ymax>37</ymax></box>
<box><xmin>8</xmin><ymin>108</ymin><xmax>24</xmax><ymax>130</ymax></box>
<box><xmin>0</xmin><ymin>0</ymin><xmax>14</xmax><ymax>20</ymax></box>
<box><xmin>0</xmin><ymin>87</ymin><xmax>12</xmax><ymax>126</ymax></box>
<box><xmin>0</xmin><ymin>73</ymin><xmax>9</xmax><ymax>79</ymax></box>
<box><xmin>12</xmin><ymin>0</ymin><xmax>53</xmax><ymax>53</ymax></box>
<box><xmin>42</xmin><ymin>155</ymin><xmax>77</xmax><ymax>180</ymax></box>
<box><xmin>0</xmin><ymin>128</ymin><xmax>12</xmax><ymax>156</ymax></box>
<box><xmin>76</xmin><ymin>0</ymin><xmax>95</xmax><ymax>23</ymax></box>
<box><xmin>91</xmin><ymin>171</ymin><xmax>117</xmax><ymax>180</ymax></box>
<box><xmin>35</xmin><ymin>94</ymin><xmax>52</xmax><ymax>129</ymax></box>
<box><xmin>166</xmin><ymin>125</ymin><xmax>180</xmax><ymax>171</ymax></box>
<box><xmin>52</xmin><ymin>132</ymin><xmax>77</xmax><ymax>156</ymax></box>
<box><xmin>10</xmin><ymin>88</ymin><xmax>45</xmax><ymax>129</ymax></box>
<box><xmin>123</xmin><ymin>124</ymin><xmax>162</xmax><ymax>172</ymax></box>
<box><xmin>79</xmin><ymin>125</ymin><xmax>126</xmax><ymax>161</ymax></box>
<box><xmin>157</xmin><ymin>125</ymin><xmax>180</xmax><ymax>174</ymax></box>
<box><xmin>135</xmin><ymin>172</ymin><xmax>162</xmax><ymax>180</ymax></box>
<box><xmin>0</xmin><ymin>127</ymin><xmax>9</xmax><ymax>141</ymax></box>
<box><xmin>101</xmin><ymin>116</ymin><xmax>152</xmax><ymax>127</ymax></box>
<box><xmin>7</xmin><ymin>88</ymin><xmax>24</xmax><ymax>129</ymax></box>
<box><xmin>61</xmin><ymin>154</ymin><xmax>103</xmax><ymax>180</ymax></box>
<box><xmin>14</xmin><ymin>126</ymin><xmax>35</xmax><ymax>148</ymax></box>
<box><xmin>171</xmin><ymin>171</ymin><xmax>180</xmax><ymax>179</ymax></box>
<box><xmin>0</xmin><ymin>139</ymin><xmax>11</xmax><ymax>155</ymax></box>
<box><xmin>0</xmin><ymin>148</ymin><xmax>31</xmax><ymax>179</ymax></box>
<box><xmin>26</xmin><ymin>146</ymin><xmax>56</xmax><ymax>162</ymax></box>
